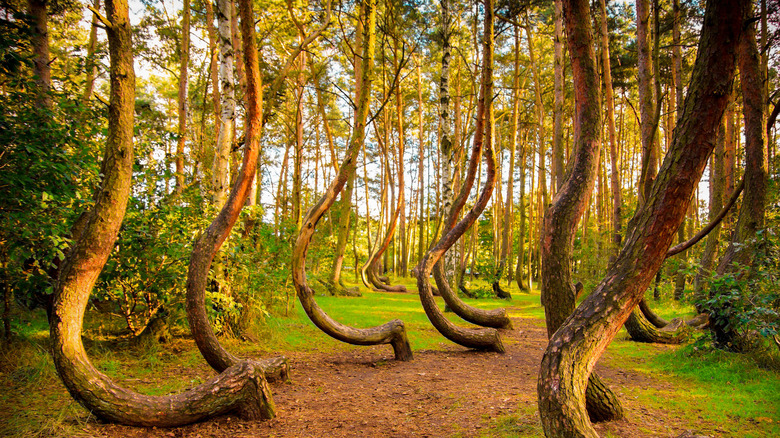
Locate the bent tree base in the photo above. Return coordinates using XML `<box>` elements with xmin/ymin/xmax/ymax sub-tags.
<box><xmin>290</xmin><ymin>0</ymin><xmax>412</xmax><ymax>362</ymax></box>
<box><xmin>625</xmin><ymin>307</ymin><xmax>690</xmax><ymax>344</ymax></box>
<box><xmin>51</xmin><ymin>0</ymin><xmax>276</xmax><ymax>425</ymax></box>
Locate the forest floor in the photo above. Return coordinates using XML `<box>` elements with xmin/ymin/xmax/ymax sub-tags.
<box><xmin>60</xmin><ymin>315</ymin><xmax>716</xmax><ymax>438</ymax></box>
<box><xmin>5</xmin><ymin>287</ymin><xmax>778</xmax><ymax>438</ymax></box>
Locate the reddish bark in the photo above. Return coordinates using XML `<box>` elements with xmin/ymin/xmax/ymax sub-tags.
<box><xmin>538</xmin><ymin>0</ymin><xmax>745</xmax><ymax>435</ymax></box>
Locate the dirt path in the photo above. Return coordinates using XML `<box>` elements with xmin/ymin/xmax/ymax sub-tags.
<box><xmin>80</xmin><ymin>314</ymin><xmax>713</xmax><ymax>438</ymax></box>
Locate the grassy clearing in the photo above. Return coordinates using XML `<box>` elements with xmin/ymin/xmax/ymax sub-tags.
<box><xmin>2</xmin><ymin>280</ymin><xmax>779</xmax><ymax>437</ymax></box>
<box><xmin>606</xmin><ymin>332</ymin><xmax>780</xmax><ymax>437</ymax></box>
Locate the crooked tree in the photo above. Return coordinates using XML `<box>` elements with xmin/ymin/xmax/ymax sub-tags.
<box><xmin>291</xmin><ymin>0</ymin><xmax>413</xmax><ymax>361</ymax></box>
<box><xmin>537</xmin><ymin>0</ymin><xmax>745</xmax><ymax>435</ymax></box>
<box><xmin>49</xmin><ymin>0</ymin><xmax>277</xmax><ymax>425</ymax></box>
<box><xmin>417</xmin><ymin>0</ymin><xmax>507</xmax><ymax>351</ymax></box>
<box><xmin>540</xmin><ymin>0</ymin><xmax>623</xmax><ymax>423</ymax></box>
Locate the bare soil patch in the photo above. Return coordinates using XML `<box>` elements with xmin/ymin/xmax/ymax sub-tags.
<box><xmin>67</xmin><ymin>316</ymin><xmax>706</xmax><ymax>438</ymax></box>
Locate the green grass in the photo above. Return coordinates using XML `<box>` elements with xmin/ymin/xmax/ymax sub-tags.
<box><xmin>605</xmin><ymin>329</ymin><xmax>780</xmax><ymax>437</ymax></box>
<box><xmin>255</xmin><ymin>276</ymin><xmax>534</xmax><ymax>351</ymax></box>
<box><xmin>3</xmin><ymin>284</ymin><xmax>780</xmax><ymax>438</ymax></box>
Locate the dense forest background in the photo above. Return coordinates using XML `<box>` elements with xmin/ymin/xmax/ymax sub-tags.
<box><xmin>1</xmin><ymin>0</ymin><xmax>779</xmax><ymax>434</ymax></box>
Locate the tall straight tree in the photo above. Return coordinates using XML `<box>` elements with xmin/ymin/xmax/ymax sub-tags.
<box><xmin>693</xmin><ymin>122</ymin><xmax>725</xmax><ymax>298</ymax></box>
<box><xmin>711</xmin><ymin>6</ymin><xmax>768</xmax><ymax>350</ymax></box>
<box><xmin>82</xmin><ymin>0</ymin><xmax>100</xmax><ymax>102</ymax></box>
<box><xmin>552</xmin><ymin>0</ymin><xmax>565</xmax><ymax>191</ymax></box>
<box><xmin>416</xmin><ymin>56</ymin><xmax>426</xmax><ymax>269</ymax></box>
<box><xmin>636</xmin><ymin>0</ymin><xmax>658</xmax><ymax>204</ymax></box>
<box><xmin>204</xmin><ymin>0</ymin><xmax>221</xmax><ymax>141</ymax></box>
<box><xmin>597</xmin><ymin>0</ymin><xmax>621</xmax><ymax>255</ymax></box>
<box><xmin>212</xmin><ymin>0</ymin><xmax>236</xmax><ymax>208</ymax></box>
<box><xmin>29</xmin><ymin>0</ymin><xmax>51</xmax><ymax>109</ymax></box>
<box><xmin>537</xmin><ymin>0</ymin><xmax>745</xmax><ymax>434</ymax></box>
<box><xmin>493</xmin><ymin>23</ymin><xmax>523</xmax><ymax>298</ymax></box>
<box><xmin>174</xmin><ymin>0</ymin><xmax>190</xmax><ymax>193</ymax></box>
<box><xmin>526</xmin><ymin>14</ymin><xmax>549</xmax><ymax>209</ymax></box>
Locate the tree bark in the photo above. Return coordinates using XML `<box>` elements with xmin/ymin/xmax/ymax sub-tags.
<box><xmin>538</xmin><ymin>0</ymin><xmax>744</xmax><ymax>435</ymax></box>
<box><xmin>540</xmin><ymin>0</ymin><xmax>623</xmax><ymax>424</ymax></box>
<box><xmin>174</xmin><ymin>0</ymin><xmax>190</xmax><ymax>193</ymax></box>
<box><xmin>597</xmin><ymin>0</ymin><xmax>621</xmax><ymax>257</ymax></box>
<box><xmin>711</xmin><ymin>9</ymin><xmax>768</xmax><ymax>351</ymax></box>
<box><xmin>212</xmin><ymin>0</ymin><xmax>235</xmax><ymax>208</ymax></box>
<box><xmin>417</xmin><ymin>0</ymin><xmax>506</xmax><ymax>352</ymax></box>
<box><xmin>50</xmin><ymin>0</ymin><xmax>276</xmax><ymax>425</ymax></box>
<box><xmin>29</xmin><ymin>0</ymin><xmax>51</xmax><ymax>109</ymax></box>
<box><xmin>291</xmin><ymin>0</ymin><xmax>412</xmax><ymax>361</ymax></box>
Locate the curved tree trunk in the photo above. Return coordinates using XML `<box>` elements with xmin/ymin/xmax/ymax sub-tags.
<box><xmin>291</xmin><ymin>0</ymin><xmax>412</xmax><ymax>362</ymax></box>
<box><xmin>362</xmin><ymin>131</ymin><xmax>406</xmax><ymax>293</ymax></box>
<box><xmin>50</xmin><ymin>0</ymin><xmax>276</xmax><ymax>425</ymax></box>
<box><xmin>638</xmin><ymin>298</ymin><xmax>669</xmax><ymax>328</ymax></box>
<box><xmin>416</xmin><ymin>0</ymin><xmax>505</xmax><ymax>353</ymax></box>
<box><xmin>186</xmin><ymin>0</ymin><xmax>331</xmax><ymax>375</ymax></box>
<box><xmin>540</xmin><ymin>0</ymin><xmax>623</xmax><ymax>424</ymax></box>
<box><xmin>537</xmin><ymin>1</ymin><xmax>743</xmax><ymax>435</ymax></box>
<box><xmin>426</xmin><ymin>0</ymin><xmax>510</xmax><ymax>329</ymax></box>
<box><xmin>625</xmin><ymin>308</ymin><xmax>690</xmax><ymax>344</ymax></box>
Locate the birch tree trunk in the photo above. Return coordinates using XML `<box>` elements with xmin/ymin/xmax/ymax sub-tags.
<box><xmin>212</xmin><ymin>0</ymin><xmax>235</xmax><ymax>208</ymax></box>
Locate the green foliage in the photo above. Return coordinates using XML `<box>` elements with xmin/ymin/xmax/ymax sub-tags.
<box><xmin>0</xmin><ymin>83</ymin><xmax>103</xmax><ymax>314</ymax></box>
<box><xmin>697</xmin><ymin>229</ymin><xmax>780</xmax><ymax>345</ymax></box>
<box><xmin>94</xmin><ymin>186</ymin><xmax>209</xmax><ymax>335</ymax></box>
